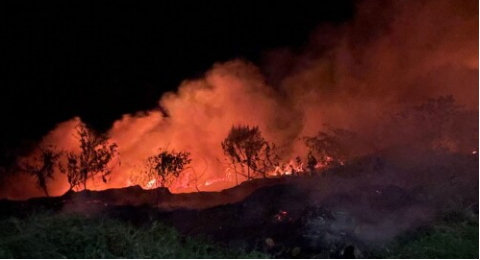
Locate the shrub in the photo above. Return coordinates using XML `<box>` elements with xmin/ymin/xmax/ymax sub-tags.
<box><xmin>0</xmin><ymin>213</ymin><xmax>266</xmax><ymax>258</ymax></box>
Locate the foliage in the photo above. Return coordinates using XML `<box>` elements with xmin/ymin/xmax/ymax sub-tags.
<box><xmin>143</xmin><ymin>149</ymin><xmax>191</xmax><ymax>188</ymax></box>
<box><xmin>306</xmin><ymin>151</ymin><xmax>318</xmax><ymax>175</ymax></box>
<box><xmin>61</xmin><ymin>123</ymin><xmax>119</xmax><ymax>191</ymax></box>
<box><xmin>380</xmin><ymin>212</ymin><xmax>478</xmax><ymax>259</ymax></box>
<box><xmin>304</xmin><ymin>126</ymin><xmax>365</xmax><ymax>169</ymax></box>
<box><xmin>0</xmin><ymin>213</ymin><xmax>267</xmax><ymax>258</ymax></box>
<box><xmin>221</xmin><ymin>125</ymin><xmax>278</xmax><ymax>181</ymax></box>
<box><xmin>19</xmin><ymin>146</ymin><xmax>62</xmax><ymax>197</ymax></box>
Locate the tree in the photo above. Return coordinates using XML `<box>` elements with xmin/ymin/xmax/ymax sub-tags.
<box><xmin>61</xmin><ymin>123</ymin><xmax>119</xmax><ymax>191</ymax></box>
<box><xmin>221</xmin><ymin>125</ymin><xmax>278</xmax><ymax>182</ymax></box>
<box><xmin>189</xmin><ymin>158</ymin><xmax>208</xmax><ymax>192</ymax></box>
<box><xmin>388</xmin><ymin>95</ymin><xmax>463</xmax><ymax>151</ymax></box>
<box><xmin>304</xmin><ymin>126</ymin><xmax>362</xmax><ymax>168</ymax></box>
<box><xmin>306</xmin><ymin>151</ymin><xmax>318</xmax><ymax>175</ymax></box>
<box><xmin>143</xmin><ymin>149</ymin><xmax>191</xmax><ymax>188</ymax></box>
<box><xmin>20</xmin><ymin>146</ymin><xmax>62</xmax><ymax>197</ymax></box>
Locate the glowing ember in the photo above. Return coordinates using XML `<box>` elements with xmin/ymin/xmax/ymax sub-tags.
<box><xmin>205</xmin><ymin>178</ymin><xmax>228</xmax><ymax>186</ymax></box>
<box><xmin>274</xmin><ymin>210</ymin><xmax>289</xmax><ymax>222</ymax></box>
<box><xmin>145</xmin><ymin>179</ymin><xmax>157</xmax><ymax>189</ymax></box>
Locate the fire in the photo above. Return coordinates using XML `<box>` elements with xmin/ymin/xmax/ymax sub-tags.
<box><xmin>145</xmin><ymin>179</ymin><xmax>157</xmax><ymax>189</ymax></box>
<box><xmin>204</xmin><ymin>178</ymin><xmax>229</xmax><ymax>186</ymax></box>
<box><xmin>270</xmin><ymin>156</ymin><xmax>346</xmax><ymax>177</ymax></box>
<box><xmin>0</xmin><ymin>0</ymin><xmax>477</xmax><ymax>200</ymax></box>
<box><xmin>274</xmin><ymin>210</ymin><xmax>289</xmax><ymax>222</ymax></box>
<box><xmin>271</xmin><ymin>158</ymin><xmax>306</xmax><ymax>176</ymax></box>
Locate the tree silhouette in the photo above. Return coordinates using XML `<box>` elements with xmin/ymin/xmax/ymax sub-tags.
<box><xmin>61</xmin><ymin>123</ymin><xmax>119</xmax><ymax>191</ymax></box>
<box><xmin>384</xmin><ymin>95</ymin><xmax>475</xmax><ymax>152</ymax></box>
<box><xmin>20</xmin><ymin>146</ymin><xmax>62</xmax><ymax>197</ymax></box>
<box><xmin>189</xmin><ymin>158</ymin><xmax>208</xmax><ymax>192</ymax></box>
<box><xmin>221</xmin><ymin>125</ymin><xmax>278</xmax><ymax>181</ymax></box>
<box><xmin>143</xmin><ymin>149</ymin><xmax>191</xmax><ymax>188</ymax></box>
<box><xmin>306</xmin><ymin>151</ymin><xmax>318</xmax><ymax>175</ymax></box>
<box><xmin>304</xmin><ymin>126</ymin><xmax>361</xmax><ymax>168</ymax></box>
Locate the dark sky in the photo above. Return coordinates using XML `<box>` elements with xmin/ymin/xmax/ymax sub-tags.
<box><xmin>2</xmin><ymin>0</ymin><xmax>355</xmax><ymax>164</ymax></box>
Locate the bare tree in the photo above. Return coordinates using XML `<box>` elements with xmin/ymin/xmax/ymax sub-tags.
<box><xmin>20</xmin><ymin>146</ymin><xmax>62</xmax><ymax>197</ymax></box>
<box><xmin>143</xmin><ymin>149</ymin><xmax>191</xmax><ymax>188</ymax></box>
<box><xmin>221</xmin><ymin>125</ymin><xmax>279</xmax><ymax>181</ymax></box>
<box><xmin>61</xmin><ymin>123</ymin><xmax>119</xmax><ymax>191</ymax></box>
<box><xmin>189</xmin><ymin>158</ymin><xmax>208</xmax><ymax>192</ymax></box>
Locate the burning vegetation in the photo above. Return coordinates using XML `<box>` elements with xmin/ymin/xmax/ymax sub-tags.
<box><xmin>2</xmin><ymin>0</ymin><xmax>477</xmax><ymax>199</ymax></box>
<box><xmin>6</xmin><ymin>94</ymin><xmax>476</xmax><ymax>199</ymax></box>
<box><xmin>0</xmin><ymin>0</ymin><xmax>477</xmax><ymax>258</ymax></box>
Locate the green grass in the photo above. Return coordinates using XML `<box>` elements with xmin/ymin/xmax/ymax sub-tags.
<box><xmin>381</xmin><ymin>212</ymin><xmax>479</xmax><ymax>259</ymax></box>
<box><xmin>1</xmin><ymin>211</ymin><xmax>477</xmax><ymax>259</ymax></box>
<box><xmin>0</xmin><ymin>213</ymin><xmax>267</xmax><ymax>258</ymax></box>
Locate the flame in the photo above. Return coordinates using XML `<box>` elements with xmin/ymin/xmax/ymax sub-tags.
<box><xmin>145</xmin><ymin>179</ymin><xmax>157</xmax><ymax>189</ymax></box>
<box><xmin>1</xmin><ymin>0</ymin><xmax>477</xmax><ymax>200</ymax></box>
<box><xmin>205</xmin><ymin>178</ymin><xmax>228</xmax><ymax>186</ymax></box>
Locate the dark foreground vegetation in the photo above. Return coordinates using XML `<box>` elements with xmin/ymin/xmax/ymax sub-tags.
<box><xmin>381</xmin><ymin>212</ymin><xmax>478</xmax><ymax>259</ymax></box>
<box><xmin>0</xmin><ymin>209</ymin><xmax>479</xmax><ymax>258</ymax></box>
<box><xmin>0</xmin><ymin>213</ymin><xmax>266</xmax><ymax>258</ymax></box>
<box><xmin>0</xmin><ymin>207</ymin><xmax>477</xmax><ymax>258</ymax></box>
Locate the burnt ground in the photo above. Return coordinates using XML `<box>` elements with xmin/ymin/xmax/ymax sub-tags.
<box><xmin>0</xmin><ymin>150</ymin><xmax>478</xmax><ymax>258</ymax></box>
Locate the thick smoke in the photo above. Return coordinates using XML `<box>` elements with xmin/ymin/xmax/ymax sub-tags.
<box><xmin>2</xmin><ymin>0</ymin><xmax>477</xmax><ymax>199</ymax></box>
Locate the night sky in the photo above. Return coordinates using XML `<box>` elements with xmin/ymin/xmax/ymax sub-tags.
<box><xmin>3</xmin><ymin>1</ymin><xmax>355</xmax><ymax>166</ymax></box>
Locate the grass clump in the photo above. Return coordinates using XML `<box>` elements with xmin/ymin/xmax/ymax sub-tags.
<box><xmin>381</xmin><ymin>212</ymin><xmax>478</xmax><ymax>259</ymax></box>
<box><xmin>0</xmin><ymin>213</ymin><xmax>266</xmax><ymax>258</ymax></box>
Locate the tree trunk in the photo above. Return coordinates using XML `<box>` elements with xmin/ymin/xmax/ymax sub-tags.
<box><xmin>82</xmin><ymin>169</ymin><xmax>88</xmax><ymax>191</ymax></box>
<box><xmin>43</xmin><ymin>187</ymin><xmax>50</xmax><ymax>197</ymax></box>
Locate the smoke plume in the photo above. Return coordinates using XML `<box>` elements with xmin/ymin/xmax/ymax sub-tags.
<box><xmin>2</xmin><ymin>0</ymin><xmax>477</xmax><ymax>199</ymax></box>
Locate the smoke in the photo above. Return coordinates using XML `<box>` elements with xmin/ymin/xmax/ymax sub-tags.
<box><xmin>2</xmin><ymin>0</ymin><xmax>477</xmax><ymax>199</ymax></box>
<box><xmin>273</xmin><ymin>0</ymin><xmax>477</xmax><ymax>127</ymax></box>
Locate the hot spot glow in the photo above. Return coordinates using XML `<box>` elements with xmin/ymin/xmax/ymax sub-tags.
<box><xmin>1</xmin><ymin>0</ymin><xmax>477</xmax><ymax>200</ymax></box>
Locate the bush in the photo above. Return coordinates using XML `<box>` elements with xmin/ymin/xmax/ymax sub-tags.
<box><xmin>0</xmin><ymin>213</ymin><xmax>266</xmax><ymax>258</ymax></box>
<box><xmin>380</xmin><ymin>213</ymin><xmax>478</xmax><ymax>259</ymax></box>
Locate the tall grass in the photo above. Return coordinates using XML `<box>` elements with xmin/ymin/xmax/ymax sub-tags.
<box><xmin>0</xmin><ymin>213</ymin><xmax>266</xmax><ymax>258</ymax></box>
<box><xmin>380</xmin><ymin>211</ymin><xmax>479</xmax><ymax>259</ymax></box>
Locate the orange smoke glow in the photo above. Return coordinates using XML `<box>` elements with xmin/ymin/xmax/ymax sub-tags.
<box><xmin>1</xmin><ymin>0</ymin><xmax>477</xmax><ymax>200</ymax></box>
